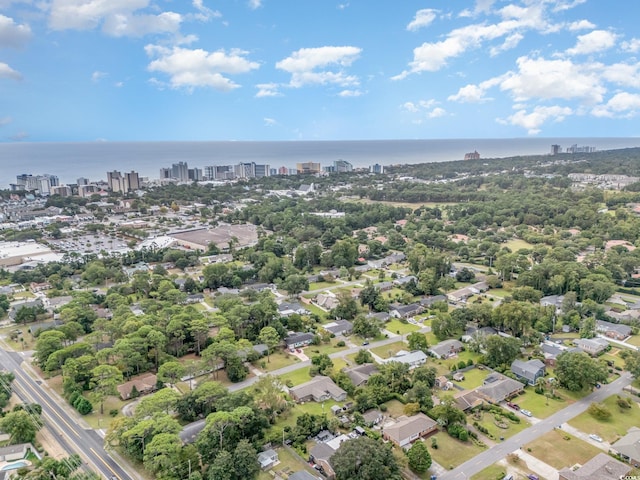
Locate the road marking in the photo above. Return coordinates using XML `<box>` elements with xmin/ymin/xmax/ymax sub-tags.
<box><xmin>90</xmin><ymin>447</ymin><xmax>120</xmax><ymax>479</ymax></box>
<box><xmin>12</xmin><ymin>369</ymin><xmax>80</xmax><ymax>438</ymax></box>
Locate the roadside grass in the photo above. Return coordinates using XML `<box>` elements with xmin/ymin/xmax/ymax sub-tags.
<box><xmin>428</xmin><ymin>432</ymin><xmax>486</xmax><ymax>469</ymax></box>
<box><xmin>308</xmin><ymin>281</ymin><xmax>339</xmax><ymax>291</ymax></box>
<box><xmin>370</xmin><ymin>341</ymin><xmax>405</xmax><ymax>359</ymax></box>
<box><xmin>82</xmin><ymin>395</ymin><xmax>126</xmax><ymax>429</ymax></box>
<box><xmin>470</xmin><ymin>464</ymin><xmax>506</xmax><ymax>480</ymax></box>
<box><xmin>303</xmin><ymin>303</ymin><xmax>328</xmax><ymax>319</ymax></box>
<box><xmin>0</xmin><ymin>324</ymin><xmax>36</xmax><ymax>350</ymax></box>
<box><xmin>456</xmin><ymin>368</ymin><xmax>488</xmax><ymax>390</ymax></box>
<box><xmin>279</xmin><ymin>368</ymin><xmax>313</xmax><ymax>387</ymax></box>
<box><xmin>624</xmin><ymin>335</ymin><xmax>640</xmax><ymax>347</ymax></box>
<box><xmin>515</xmin><ymin>388</ymin><xmax>574</xmax><ymax>418</ymax></box>
<box><xmin>331</xmin><ymin>357</ymin><xmax>348</xmax><ymax>373</ymax></box>
<box><xmin>568</xmin><ymin>394</ymin><xmax>640</xmax><ymax>443</ymax></box>
<box><xmin>524</xmin><ymin>430</ymin><xmax>601</xmax><ymax>470</ymax></box>
<box><xmin>207</xmin><ymin>368</ymin><xmax>255</xmax><ymax>389</ymax></box>
<box><xmin>385</xmin><ymin>318</ymin><xmax>421</xmax><ymax>335</ymax></box>
<box><xmin>486</xmin><ymin>288</ymin><xmax>511</xmax><ymax>298</ymax></box>
<box><xmin>304</xmin><ymin>339</ymin><xmax>349</xmax><ymax>357</ymax></box>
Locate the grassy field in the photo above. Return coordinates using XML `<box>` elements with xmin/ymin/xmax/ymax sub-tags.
<box><xmin>471</xmin><ymin>409</ymin><xmax>530</xmax><ymax>440</ymax></box>
<box><xmin>436</xmin><ymin>351</ymin><xmax>482</xmax><ymax>375</ymax></box>
<box><xmin>303</xmin><ymin>303</ymin><xmax>328</xmax><ymax>319</ymax></box>
<box><xmin>625</xmin><ymin>335</ymin><xmax>640</xmax><ymax>347</ymax></box>
<box><xmin>515</xmin><ymin>388</ymin><xmax>575</xmax><ymax>418</ymax></box>
<box><xmin>308</xmin><ymin>281</ymin><xmax>340</xmax><ymax>291</ymax></box>
<box><xmin>602</xmin><ymin>348</ymin><xmax>626</xmax><ymax>368</ymax></box>
<box><xmin>504</xmin><ymin>239</ymin><xmax>534</xmax><ymax>252</ymax></box>
<box><xmin>370</xmin><ymin>341</ymin><xmax>406</xmax><ymax>359</ymax></box>
<box><xmin>304</xmin><ymin>339</ymin><xmax>349</xmax><ymax>357</ymax></box>
<box><xmin>258</xmin><ymin>350</ymin><xmax>300</xmax><ymax>372</ymax></box>
<box><xmin>470</xmin><ymin>464</ymin><xmax>506</xmax><ymax>480</ymax></box>
<box><xmin>428</xmin><ymin>432</ymin><xmax>486</xmax><ymax>470</ymax></box>
<box><xmin>524</xmin><ymin>430</ymin><xmax>601</xmax><ymax>470</ymax></box>
<box><xmin>279</xmin><ymin>368</ymin><xmax>313</xmax><ymax>387</ymax></box>
<box><xmin>568</xmin><ymin>394</ymin><xmax>640</xmax><ymax>443</ymax></box>
<box><xmin>385</xmin><ymin>318</ymin><xmax>421</xmax><ymax>335</ymax></box>
<box><xmin>384</xmin><ymin>399</ymin><xmax>407</xmax><ymax>419</ymax></box>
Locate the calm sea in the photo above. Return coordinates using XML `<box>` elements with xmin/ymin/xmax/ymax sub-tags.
<box><xmin>0</xmin><ymin>137</ymin><xmax>638</xmax><ymax>188</ymax></box>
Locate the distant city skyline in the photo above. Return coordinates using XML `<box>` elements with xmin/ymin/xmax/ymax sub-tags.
<box><xmin>2</xmin><ymin>1</ymin><xmax>640</xmax><ymax>142</ymax></box>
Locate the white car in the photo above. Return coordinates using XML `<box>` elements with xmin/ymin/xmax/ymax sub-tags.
<box><xmin>520</xmin><ymin>409</ymin><xmax>532</xmax><ymax>417</ymax></box>
<box><xmin>589</xmin><ymin>434</ymin><xmax>603</xmax><ymax>442</ymax></box>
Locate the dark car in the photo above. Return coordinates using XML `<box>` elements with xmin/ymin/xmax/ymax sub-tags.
<box><xmin>507</xmin><ymin>402</ymin><xmax>520</xmax><ymax>410</ymax></box>
<box><xmin>362</xmin><ymin>341</ymin><xmax>369</xmax><ymax>346</ymax></box>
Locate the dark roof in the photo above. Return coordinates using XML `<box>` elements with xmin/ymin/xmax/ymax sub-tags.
<box><xmin>511</xmin><ymin>359</ymin><xmax>545</xmax><ymax>380</ymax></box>
<box><xmin>285</xmin><ymin>332</ymin><xmax>315</xmax><ymax>346</ymax></box>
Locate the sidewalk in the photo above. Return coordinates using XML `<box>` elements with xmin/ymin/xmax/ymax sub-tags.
<box><xmin>514</xmin><ymin>448</ymin><xmax>559</xmax><ymax>480</ymax></box>
<box><xmin>558</xmin><ymin>423</ymin><xmax>611</xmax><ymax>451</ymax></box>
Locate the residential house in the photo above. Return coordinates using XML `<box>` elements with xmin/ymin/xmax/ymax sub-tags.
<box><xmin>435</xmin><ymin>375</ymin><xmax>451</xmax><ymax>390</ymax></box>
<box><xmin>611</xmin><ymin>426</ymin><xmax>640</xmax><ymax>466</ymax></box>
<box><xmin>393</xmin><ymin>275</ymin><xmax>417</xmax><ymax>287</ymax></box>
<box><xmin>429</xmin><ymin>339</ymin><xmax>464</xmax><ymax>359</ymax></box>
<box><xmin>454</xmin><ymin>390</ymin><xmax>484</xmax><ymax>412</ymax></box>
<box><xmin>289</xmin><ymin>376</ymin><xmax>347</xmax><ymax>403</ymax></box>
<box><xmin>29</xmin><ymin>281</ymin><xmax>51</xmax><ymax>293</ymax></box>
<box><xmin>420</xmin><ymin>295</ymin><xmax>447</xmax><ymax>308</ymax></box>
<box><xmin>368</xmin><ymin>259</ymin><xmax>386</xmax><ymax>269</ymax></box>
<box><xmin>257</xmin><ymin>449</ymin><xmax>279</xmax><ymax>470</ymax></box>
<box><xmin>574</xmin><ymin>337</ymin><xmax>609</xmax><ymax>356</ymax></box>
<box><xmin>382</xmin><ymin>413</ymin><xmax>438</xmax><ymax>447</ymax></box>
<box><xmin>309</xmin><ymin>433</ymin><xmax>352</xmax><ymax>479</ymax></box>
<box><xmin>453</xmin><ymin>372</ymin><xmax>465</xmax><ymax>382</ymax></box>
<box><xmin>285</xmin><ymin>332</ymin><xmax>315</xmax><ymax>349</ymax></box>
<box><xmin>278</xmin><ymin>302</ymin><xmax>309</xmax><ymax>317</ymax></box>
<box><xmin>117</xmin><ymin>373</ymin><xmax>157</xmax><ymax>400</ymax></box>
<box><xmin>540</xmin><ymin>294</ymin><xmax>565</xmax><ymax>313</ymax></box>
<box><xmin>383</xmin><ymin>253</ymin><xmax>406</xmax><ymax>265</ymax></box>
<box><xmin>0</xmin><ymin>443</ymin><xmax>35</xmax><ymax>462</ymax></box>
<box><xmin>315</xmin><ymin>293</ymin><xmax>339</xmax><ymax>311</ymax></box>
<box><xmin>343</xmin><ymin>364</ymin><xmax>378</xmax><ymax>387</ymax></box>
<box><xmin>511</xmin><ymin>359</ymin><xmax>546</xmax><ymax>386</ymax></box>
<box><xmin>362</xmin><ymin>409</ymin><xmax>384</xmax><ymax>426</ymax></box>
<box><xmin>596</xmin><ymin>320</ymin><xmax>632</xmax><ymax>340</ymax></box>
<box><xmin>541</xmin><ymin>342</ymin><xmax>564</xmax><ymax>367</ymax></box>
<box><xmin>558</xmin><ymin>453</ymin><xmax>631</xmax><ymax>480</ymax></box>
<box><xmin>184</xmin><ymin>293</ymin><xmax>204</xmax><ymax>304</ymax></box>
<box><xmin>9</xmin><ymin>298</ymin><xmax>43</xmax><ymax>320</ymax></box>
<box><xmin>462</xmin><ymin>325</ymin><xmax>497</xmax><ymax>343</ymax></box>
<box><xmin>323</xmin><ymin>320</ymin><xmax>353</xmax><ymax>336</ymax></box>
<box><xmin>390</xmin><ymin>303</ymin><xmax>423</xmax><ymax>319</ymax></box>
<box><xmin>384</xmin><ymin>350</ymin><xmax>428</xmax><ymax>369</ymax></box>
<box><xmin>367</xmin><ymin>311</ymin><xmax>391</xmax><ymax>323</ymax></box>
<box><xmin>375</xmin><ymin>281</ymin><xmax>394</xmax><ymax>292</ymax></box>
<box><xmin>476</xmin><ymin>373</ymin><xmax>525</xmax><ymax>404</ymax></box>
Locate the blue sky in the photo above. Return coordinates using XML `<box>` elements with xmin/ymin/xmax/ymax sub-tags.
<box><xmin>1</xmin><ymin>0</ymin><xmax>640</xmax><ymax>142</ymax></box>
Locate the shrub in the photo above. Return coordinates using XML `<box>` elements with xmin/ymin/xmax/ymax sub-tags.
<box><xmin>431</xmin><ymin>437</ymin><xmax>438</xmax><ymax>449</ymax></box>
<box><xmin>588</xmin><ymin>402</ymin><xmax>612</xmax><ymax>420</ymax></box>
<box><xmin>466</xmin><ymin>359</ymin><xmax>474</xmax><ymax>367</ymax></box>
<box><xmin>617</xmin><ymin>395</ymin><xmax>633</xmax><ymax>409</ymax></box>
<box><xmin>336</xmin><ymin>340</ymin><xmax>346</xmax><ymax>347</ymax></box>
<box><xmin>379</xmin><ymin>404</ymin><xmax>387</xmax><ymax>412</ymax></box>
<box><xmin>458</xmin><ymin>361</ymin><xmax>466</xmax><ymax>370</ymax></box>
<box><xmin>109</xmin><ymin>409</ymin><xmax>119</xmax><ymax>417</ymax></box>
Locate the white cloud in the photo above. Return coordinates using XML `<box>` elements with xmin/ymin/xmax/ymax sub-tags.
<box><xmin>337</xmin><ymin>3</ymin><xmax>349</xmax><ymax>10</ymax></box>
<box><xmin>428</xmin><ymin>107</ymin><xmax>446</xmax><ymax>118</ymax></box>
<box><xmin>568</xmin><ymin>19</ymin><xmax>595</xmax><ymax>31</ymax></box>
<box><xmin>91</xmin><ymin>70</ymin><xmax>107</xmax><ymax>82</ymax></box>
<box><xmin>338</xmin><ymin>89</ymin><xmax>362</xmax><ymax>97</ymax></box>
<box><xmin>248</xmin><ymin>0</ymin><xmax>262</xmax><ymax>10</ymax></box>
<box><xmin>255</xmin><ymin>83</ymin><xmax>281</xmax><ymax>97</ymax></box>
<box><xmin>276</xmin><ymin>46</ymin><xmax>361</xmax><ymax>88</ymax></box>
<box><xmin>263</xmin><ymin>117</ymin><xmax>277</xmax><ymax>126</ymax></box>
<box><xmin>499</xmin><ymin>56</ymin><xmax>605</xmax><ymax>104</ymax></box>
<box><xmin>102</xmin><ymin>11</ymin><xmax>182</xmax><ymax>37</ymax></box>
<box><xmin>115</xmin><ymin>81</ymin><xmax>124</xmax><ymax>87</ymax></box>
<box><xmin>0</xmin><ymin>62</ymin><xmax>21</xmax><ymax>80</ymax></box>
<box><xmin>191</xmin><ymin>0</ymin><xmax>221</xmax><ymax>21</ymax></box>
<box><xmin>402</xmin><ymin>102</ymin><xmax>419</xmax><ymax>113</ymax></box>
<box><xmin>407</xmin><ymin>9</ymin><xmax>437</xmax><ymax>32</ymax></box>
<box><xmin>552</xmin><ymin>0</ymin><xmax>587</xmax><ymax>12</ymax></box>
<box><xmin>9</xmin><ymin>131</ymin><xmax>28</xmax><ymax>141</ymax></box>
<box><xmin>145</xmin><ymin>45</ymin><xmax>260</xmax><ymax>91</ymax></box>
<box><xmin>599</xmin><ymin>61</ymin><xmax>640</xmax><ymax>88</ymax></box>
<box><xmin>0</xmin><ymin>14</ymin><xmax>31</xmax><ymax>48</ymax></box>
<box><xmin>566</xmin><ymin>30</ymin><xmax>617</xmax><ymax>56</ymax></box>
<box><xmin>592</xmin><ymin>92</ymin><xmax>640</xmax><ymax>118</ymax></box>
<box><xmin>49</xmin><ymin>0</ymin><xmax>149</xmax><ymax>31</ymax></box>
<box><xmin>0</xmin><ymin>116</ymin><xmax>11</xmax><ymax>126</ymax></box>
<box><xmin>501</xmin><ymin>105</ymin><xmax>573</xmax><ymax>134</ymax></box>
<box><xmin>622</xmin><ymin>38</ymin><xmax>640</xmax><ymax>53</ymax></box>
<box><xmin>490</xmin><ymin>33</ymin><xmax>523</xmax><ymax>56</ymax></box>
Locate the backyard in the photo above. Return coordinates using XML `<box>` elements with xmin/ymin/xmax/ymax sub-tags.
<box><xmin>455</xmin><ymin>367</ymin><xmax>488</xmax><ymax>390</ymax></box>
<box><xmin>524</xmin><ymin>430</ymin><xmax>601</xmax><ymax>470</ymax></box>
<box><xmin>257</xmin><ymin>447</ymin><xmax>317</xmax><ymax>480</ymax></box>
<box><xmin>370</xmin><ymin>341</ymin><xmax>406</xmax><ymax>359</ymax></box>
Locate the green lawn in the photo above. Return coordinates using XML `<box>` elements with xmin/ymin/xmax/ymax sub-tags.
<box><xmin>332</xmin><ymin>357</ymin><xmax>348</xmax><ymax>373</ymax></box>
<box><xmin>471</xmin><ymin>409</ymin><xmax>530</xmax><ymax>440</ymax></box>
<box><xmin>428</xmin><ymin>432</ymin><xmax>486</xmax><ymax>470</ymax></box>
<box><xmin>280</xmin><ymin>368</ymin><xmax>313</xmax><ymax>387</ymax></box>
<box><xmin>385</xmin><ymin>318</ymin><xmax>421</xmax><ymax>335</ymax></box>
<box><xmin>602</xmin><ymin>348</ymin><xmax>626</xmax><ymax>368</ymax></box>
<box><xmin>270</xmin><ymin>399</ymin><xmax>340</xmax><ymax>433</ymax></box>
<box><xmin>83</xmin><ymin>394</ymin><xmax>126</xmax><ymax>429</ymax></box>
<box><xmin>625</xmin><ymin>335</ymin><xmax>640</xmax><ymax>347</ymax></box>
<box><xmin>308</xmin><ymin>281</ymin><xmax>339</xmax><ymax>291</ymax></box>
<box><xmin>436</xmin><ymin>351</ymin><xmax>482</xmax><ymax>375</ymax></box>
<box><xmin>382</xmin><ymin>288</ymin><xmax>407</xmax><ymax>301</ymax></box>
<box><xmin>456</xmin><ymin>368</ymin><xmax>488</xmax><ymax>390</ymax></box>
<box><xmin>470</xmin><ymin>464</ymin><xmax>506</xmax><ymax>480</ymax></box>
<box><xmin>516</xmin><ymin>388</ymin><xmax>574</xmax><ymax>418</ymax></box>
<box><xmin>304</xmin><ymin>339</ymin><xmax>349</xmax><ymax>357</ymax></box>
<box><xmin>303</xmin><ymin>303</ymin><xmax>328</xmax><ymax>318</ymax></box>
<box><xmin>504</xmin><ymin>239</ymin><xmax>534</xmax><ymax>252</ymax></box>
<box><xmin>525</xmin><ymin>430</ymin><xmax>602</xmax><ymax>470</ymax></box>
<box><xmin>568</xmin><ymin>394</ymin><xmax>640</xmax><ymax>443</ymax></box>
<box><xmin>258</xmin><ymin>351</ymin><xmax>300</xmax><ymax>372</ymax></box>
<box><xmin>370</xmin><ymin>341</ymin><xmax>406</xmax><ymax>359</ymax></box>
<box><xmin>383</xmin><ymin>399</ymin><xmax>407</xmax><ymax>419</ymax></box>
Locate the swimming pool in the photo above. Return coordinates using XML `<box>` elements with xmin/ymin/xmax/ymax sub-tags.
<box><xmin>1</xmin><ymin>460</ymin><xmax>29</xmax><ymax>471</ymax></box>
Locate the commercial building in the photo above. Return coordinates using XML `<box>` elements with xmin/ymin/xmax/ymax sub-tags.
<box><xmin>297</xmin><ymin>162</ymin><xmax>321</xmax><ymax>174</ymax></box>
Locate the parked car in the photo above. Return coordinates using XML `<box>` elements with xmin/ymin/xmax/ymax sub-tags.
<box><xmin>362</xmin><ymin>341</ymin><xmax>369</xmax><ymax>346</ymax></box>
<box><xmin>296</xmin><ymin>348</ymin><xmax>302</xmax><ymax>353</ymax></box>
<box><xmin>527</xmin><ymin>475</ymin><xmax>539</xmax><ymax>480</ymax></box>
<box><xmin>595</xmin><ymin>383</ymin><xmax>601</xmax><ymax>389</ymax></box>
<box><xmin>521</xmin><ymin>409</ymin><xmax>532</xmax><ymax>417</ymax></box>
<box><xmin>589</xmin><ymin>434</ymin><xmax>603</xmax><ymax>442</ymax></box>
<box><xmin>506</xmin><ymin>402</ymin><xmax>520</xmax><ymax>410</ymax></box>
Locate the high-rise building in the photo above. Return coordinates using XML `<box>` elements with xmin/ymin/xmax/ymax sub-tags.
<box><xmin>297</xmin><ymin>162</ymin><xmax>321</xmax><ymax>174</ymax></box>
<box><xmin>204</xmin><ymin>166</ymin><xmax>215</xmax><ymax>180</ymax></box>
<box><xmin>214</xmin><ymin>165</ymin><xmax>233</xmax><ymax>180</ymax></box>
<box><xmin>77</xmin><ymin>177</ymin><xmax>89</xmax><ymax>186</ymax></box>
<box><xmin>370</xmin><ymin>164</ymin><xmax>384</xmax><ymax>174</ymax></box>
<box><xmin>235</xmin><ymin>162</ymin><xmax>256</xmax><ymax>179</ymax></box>
<box><xmin>254</xmin><ymin>164</ymin><xmax>270</xmax><ymax>178</ymax></box>
<box><xmin>107</xmin><ymin>171</ymin><xmax>126</xmax><ymax>193</ymax></box>
<box><xmin>125</xmin><ymin>171</ymin><xmax>140</xmax><ymax>190</ymax></box>
<box><xmin>51</xmin><ymin>185</ymin><xmax>72</xmax><ymax>197</ymax></box>
<box><xmin>159</xmin><ymin>167</ymin><xmax>171</xmax><ymax>179</ymax></box>
<box><xmin>171</xmin><ymin>161</ymin><xmax>189</xmax><ymax>181</ymax></box>
<box><xmin>551</xmin><ymin>144</ymin><xmax>561</xmax><ymax>155</ymax></box>
<box><xmin>13</xmin><ymin>173</ymin><xmax>58</xmax><ymax>194</ymax></box>
<box><xmin>188</xmin><ymin>168</ymin><xmax>203</xmax><ymax>181</ymax></box>
<box><xmin>278</xmin><ymin>166</ymin><xmax>289</xmax><ymax>175</ymax></box>
<box><xmin>334</xmin><ymin>159</ymin><xmax>353</xmax><ymax>173</ymax></box>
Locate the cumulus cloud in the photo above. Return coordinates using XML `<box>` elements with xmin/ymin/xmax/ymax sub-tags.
<box><xmin>0</xmin><ymin>14</ymin><xmax>31</xmax><ymax>48</ymax></box>
<box><xmin>622</xmin><ymin>38</ymin><xmax>640</xmax><ymax>53</ymax></box>
<box><xmin>255</xmin><ymin>83</ymin><xmax>281</xmax><ymax>97</ymax></box>
<box><xmin>338</xmin><ymin>89</ymin><xmax>362</xmax><ymax>97</ymax></box>
<box><xmin>276</xmin><ymin>46</ymin><xmax>361</xmax><ymax>88</ymax></box>
<box><xmin>407</xmin><ymin>9</ymin><xmax>437</xmax><ymax>32</ymax></box>
<box><xmin>102</xmin><ymin>11</ymin><xmax>182</xmax><ymax>37</ymax></box>
<box><xmin>592</xmin><ymin>92</ymin><xmax>640</xmax><ymax>118</ymax></box>
<box><xmin>0</xmin><ymin>116</ymin><xmax>11</xmax><ymax>126</ymax></box>
<box><xmin>552</xmin><ymin>0</ymin><xmax>587</xmax><ymax>12</ymax></box>
<box><xmin>499</xmin><ymin>56</ymin><xmax>605</xmax><ymax>104</ymax></box>
<box><xmin>401</xmin><ymin>99</ymin><xmax>445</xmax><ymax>119</ymax></box>
<box><xmin>0</xmin><ymin>62</ymin><xmax>21</xmax><ymax>80</ymax></box>
<box><xmin>501</xmin><ymin>105</ymin><xmax>573</xmax><ymax>135</ymax></box>
<box><xmin>448</xmin><ymin>77</ymin><xmax>503</xmax><ymax>103</ymax></box>
<box><xmin>490</xmin><ymin>33</ymin><xmax>523</xmax><ymax>56</ymax></box>
<box><xmin>248</xmin><ymin>0</ymin><xmax>262</xmax><ymax>10</ymax></box>
<box><xmin>568</xmin><ymin>19</ymin><xmax>596</xmax><ymax>31</ymax></box>
<box><xmin>566</xmin><ymin>30</ymin><xmax>618</xmax><ymax>56</ymax></box>
<box><xmin>263</xmin><ymin>117</ymin><xmax>277</xmax><ymax>126</ymax></box>
<box><xmin>145</xmin><ymin>45</ymin><xmax>259</xmax><ymax>91</ymax></box>
<box><xmin>428</xmin><ymin>107</ymin><xmax>446</xmax><ymax>118</ymax></box>
<box><xmin>192</xmin><ymin>0</ymin><xmax>221</xmax><ymax>21</ymax></box>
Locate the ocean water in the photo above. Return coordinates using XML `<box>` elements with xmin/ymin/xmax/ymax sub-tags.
<box><xmin>0</xmin><ymin>137</ymin><xmax>638</xmax><ymax>188</ymax></box>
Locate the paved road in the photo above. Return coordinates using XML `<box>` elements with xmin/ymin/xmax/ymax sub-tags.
<box><xmin>439</xmin><ymin>371</ymin><xmax>634</xmax><ymax>480</ymax></box>
<box><xmin>0</xmin><ymin>346</ymin><xmax>134</xmax><ymax>480</ymax></box>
